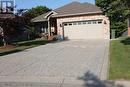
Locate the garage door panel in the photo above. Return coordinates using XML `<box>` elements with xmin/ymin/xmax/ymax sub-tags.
<box><xmin>64</xmin><ymin>20</ymin><xmax>104</xmax><ymax>39</ymax></box>
<box><xmin>64</xmin><ymin>26</ymin><xmax>87</xmax><ymax>39</ymax></box>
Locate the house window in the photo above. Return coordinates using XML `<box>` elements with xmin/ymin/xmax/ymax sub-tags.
<box><xmin>78</xmin><ymin>22</ymin><xmax>82</xmax><ymax>25</ymax></box>
<box><xmin>87</xmin><ymin>21</ymin><xmax>91</xmax><ymax>24</ymax></box>
<box><xmin>68</xmin><ymin>23</ymin><xmax>72</xmax><ymax>26</ymax></box>
<box><xmin>73</xmin><ymin>22</ymin><xmax>77</xmax><ymax>25</ymax></box>
<box><xmin>98</xmin><ymin>21</ymin><xmax>102</xmax><ymax>24</ymax></box>
<box><xmin>64</xmin><ymin>23</ymin><xmax>68</xmax><ymax>26</ymax></box>
<box><xmin>92</xmin><ymin>21</ymin><xmax>97</xmax><ymax>24</ymax></box>
<box><xmin>83</xmin><ymin>22</ymin><xmax>86</xmax><ymax>25</ymax></box>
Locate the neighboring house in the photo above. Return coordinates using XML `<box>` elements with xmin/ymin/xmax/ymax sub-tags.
<box><xmin>128</xmin><ymin>18</ymin><xmax>130</xmax><ymax>36</ymax></box>
<box><xmin>32</xmin><ymin>2</ymin><xmax>110</xmax><ymax>40</ymax></box>
<box><xmin>0</xmin><ymin>0</ymin><xmax>14</xmax><ymax>17</ymax></box>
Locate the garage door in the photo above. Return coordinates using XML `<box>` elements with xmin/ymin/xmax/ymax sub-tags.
<box><xmin>63</xmin><ymin>20</ymin><xmax>104</xmax><ymax>39</ymax></box>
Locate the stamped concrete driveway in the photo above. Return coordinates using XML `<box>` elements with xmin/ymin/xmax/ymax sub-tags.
<box><xmin>0</xmin><ymin>40</ymin><xmax>109</xmax><ymax>86</ymax></box>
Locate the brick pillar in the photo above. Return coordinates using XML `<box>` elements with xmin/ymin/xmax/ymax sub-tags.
<box><xmin>128</xmin><ymin>17</ymin><xmax>130</xmax><ymax>36</ymax></box>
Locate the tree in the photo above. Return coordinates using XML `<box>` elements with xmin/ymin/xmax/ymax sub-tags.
<box><xmin>23</xmin><ymin>6</ymin><xmax>51</xmax><ymax>21</ymax></box>
<box><xmin>0</xmin><ymin>16</ymin><xmax>25</xmax><ymax>45</ymax></box>
<box><xmin>20</xmin><ymin>6</ymin><xmax>51</xmax><ymax>32</ymax></box>
<box><xmin>96</xmin><ymin>0</ymin><xmax>129</xmax><ymax>37</ymax></box>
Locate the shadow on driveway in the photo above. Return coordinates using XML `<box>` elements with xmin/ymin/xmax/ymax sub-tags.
<box><xmin>78</xmin><ymin>71</ymin><xmax>124</xmax><ymax>87</ymax></box>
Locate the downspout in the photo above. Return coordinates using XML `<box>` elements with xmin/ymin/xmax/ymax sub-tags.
<box><xmin>61</xmin><ymin>24</ymin><xmax>64</xmax><ymax>40</ymax></box>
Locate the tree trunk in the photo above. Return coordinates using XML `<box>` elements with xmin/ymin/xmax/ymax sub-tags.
<box><xmin>3</xmin><ymin>38</ymin><xmax>6</xmax><ymax>46</ymax></box>
<box><xmin>0</xmin><ymin>26</ymin><xmax>6</xmax><ymax>46</ymax></box>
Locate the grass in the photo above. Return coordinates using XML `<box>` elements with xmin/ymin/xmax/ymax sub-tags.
<box><xmin>0</xmin><ymin>39</ymin><xmax>49</xmax><ymax>56</ymax></box>
<box><xmin>109</xmin><ymin>37</ymin><xmax>130</xmax><ymax>80</ymax></box>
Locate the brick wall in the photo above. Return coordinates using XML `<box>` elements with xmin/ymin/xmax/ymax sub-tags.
<box><xmin>56</xmin><ymin>14</ymin><xmax>110</xmax><ymax>39</ymax></box>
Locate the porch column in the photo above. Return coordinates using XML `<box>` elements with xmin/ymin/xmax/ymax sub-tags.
<box><xmin>48</xmin><ymin>21</ymin><xmax>50</xmax><ymax>36</ymax></box>
<box><xmin>47</xmin><ymin>17</ymin><xmax>51</xmax><ymax>36</ymax></box>
<box><xmin>128</xmin><ymin>17</ymin><xmax>130</xmax><ymax>36</ymax></box>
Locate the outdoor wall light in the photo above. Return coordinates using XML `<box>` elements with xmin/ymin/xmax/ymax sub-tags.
<box><xmin>60</xmin><ymin>24</ymin><xmax>63</xmax><ymax>27</ymax></box>
<box><xmin>104</xmin><ymin>21</ymin><xmax>107</xmax><ymax>24</ymax></box>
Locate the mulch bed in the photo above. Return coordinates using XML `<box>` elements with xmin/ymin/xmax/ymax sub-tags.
<box><xmin>0</xmin><ymin>45</ymin><xmax>16</xmax><ymax>49</ymax></box>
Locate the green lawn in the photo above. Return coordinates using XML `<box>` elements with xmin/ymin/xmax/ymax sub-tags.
<box><xmin>109</xmin><ymin>37</ymin><xmax>130</xmax><ymax>80</ymax></box>
<box><xmin>0</xmin><ymin>40</ymin><xmax>48</xmax><ymax>56</ymax></box>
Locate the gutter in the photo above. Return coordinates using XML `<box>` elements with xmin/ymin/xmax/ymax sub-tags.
<box><xmin>52</xmin><ymin>11</ymin><xmax>102</xmax><ymax>18</ymax></box>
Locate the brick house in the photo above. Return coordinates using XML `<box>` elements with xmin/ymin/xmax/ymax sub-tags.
<box><xmin>32</xmin><ymin>2</ymin><xmax>110</xmax><ymax>40</ymax></box>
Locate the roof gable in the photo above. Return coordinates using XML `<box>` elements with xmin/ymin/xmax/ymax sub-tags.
<box><xmin>31</xmin><ymin>11</ymin><xmax>57</xmax><ymax>22</ymax></box>
<box><xmin>53</xmin><ymin>2</ymin><xmax>102</xmax><ymax>17</ymax></box>
<box><xmin>31</xmin><ymin>2</ymin><xmax>102</xmax><ymax>22</ymax></box>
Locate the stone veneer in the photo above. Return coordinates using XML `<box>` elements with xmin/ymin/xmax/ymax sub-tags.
<box><xmin>56</xmin><ymin>14</ymin><xmax>110</xmax><ymax>39</ymax></box>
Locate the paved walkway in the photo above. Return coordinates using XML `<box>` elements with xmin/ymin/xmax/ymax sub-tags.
<box><xmin>0</xmin><ymin>40</ymin><xmax>111</xmax><ymax>87</ymax></box>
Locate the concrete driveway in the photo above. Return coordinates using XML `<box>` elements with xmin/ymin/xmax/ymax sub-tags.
<box><xmin>0</xmin><ymin>40</ymin><xmax>109</xmax><ymax>86</ymax></box>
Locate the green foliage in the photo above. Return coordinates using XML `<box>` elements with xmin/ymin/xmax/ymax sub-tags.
<box><xmin>96</xmin><ymin>0</ymin><xmax>130</xmax><ymax>37</ymax></box>
<box><xmin>10</xmin><ymin>6</ymin><xmax>52</xmax><ymax>42</ymax></box>
<box><xmin>0</xmin><ymin>18</ymin><xmax>23</xmax><ymax>45</ymax></box>
<box><xmin>0</xmin><ymin>6</ymin><xmax>51</xmax><ymax>46</ymax></box>
<box><xmin>21</xmin><ymin>6</ymin><xmax>51</xmax><ymax>38</ymax></box>
<box><xmin>23</xmin><ymin>6</ymin><xmax>51</xmax><ymax>19</ymax></box>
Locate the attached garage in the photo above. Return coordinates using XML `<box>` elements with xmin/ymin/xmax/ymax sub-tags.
<box><xmin>63</xmin><ymin>20</ymin><xmax>104</xmax><ymax>39</ymax></box>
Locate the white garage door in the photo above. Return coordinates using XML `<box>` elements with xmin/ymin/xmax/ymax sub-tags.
<box><xmin>63</xmin><ymin>20</ymin><xmax>104</xmax><ymax>39</ymax></box>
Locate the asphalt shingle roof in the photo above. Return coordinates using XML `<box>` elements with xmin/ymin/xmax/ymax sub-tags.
<box><xmin>31</xmin><ymin>2</ymin><xmax>102</xmax><ymax>22</ymax></box>
<box><xmin>31</xmin><ymin>11</ymin><xmax>51</xmax><ymax>22</ymax></box>
<box><xmin>53</xmin><ymin>2</ymin><xmax>102</xmax><ymax>17</ymax></box>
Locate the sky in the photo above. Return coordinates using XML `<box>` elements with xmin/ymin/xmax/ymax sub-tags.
<box><xmin>15</xmin><ymin>0</ymin><xmax>95</xmax><ymax>9</ymax></box>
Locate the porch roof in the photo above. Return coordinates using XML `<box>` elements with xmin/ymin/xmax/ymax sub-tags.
<box><xmin>31</xmin><ymin>11</ymin><xmax>51</xmax><ymax>22</ymax></box>
<box><xmin>31</xmin><ymin>17</ymin><xmax>47</xmax><ymax>22</ymax></box>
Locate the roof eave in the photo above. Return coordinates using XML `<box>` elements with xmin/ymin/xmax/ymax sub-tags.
<box><xmin>31</xmin><ymin>19</ymin><xmax>48</xmax><ymax>23</ymax></box>
<box><xmin>44</xmin><ymin>11</ymin><xmax>58</xmax><ymax>18</ymax></box>
<box><xmin>52</xmin><ymin>11</ymin><xmax>102</xmax><ymax>18</ymax></box>
<box><xmin>31</xmin><ymin>11</ymin><xmax>57</xmax><ymax>23</ymax></box>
